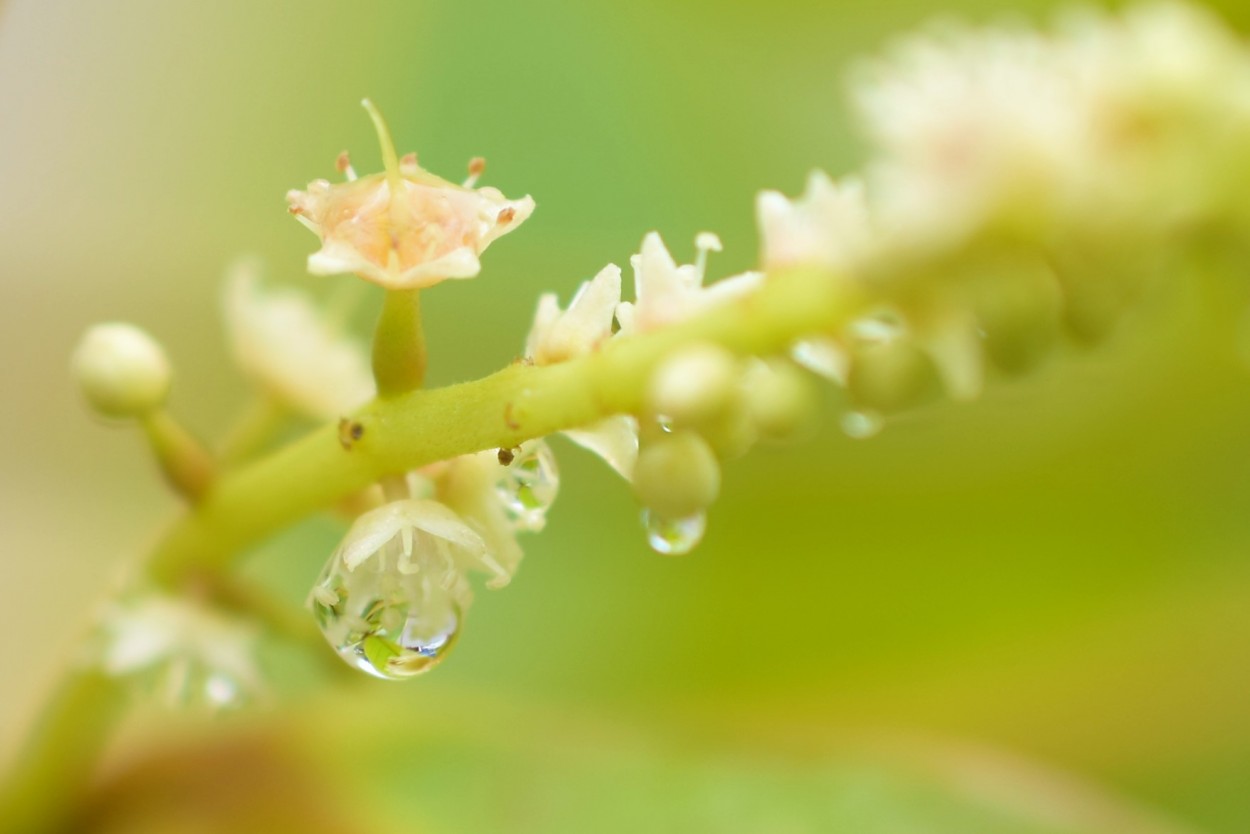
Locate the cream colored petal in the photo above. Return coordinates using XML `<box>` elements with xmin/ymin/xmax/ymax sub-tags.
<box><xmin>527</xmin><ymin>264</ymin><xmax>622</xmax><ymax>364</ymax></box>
<box><xmin>392</xmin><ymin>247</ymin><xmax>483</xmax><ymax>287</ymax></box>
<box><xmin>338</xmin><ymin>498</ymin><xmax>489</xmax><ymax>571</ymax></box>
<box><xmin>479</xmin><ymin>194</ymin><xmax>536</xmax><ymax>249</ymax></box>
<box><xmin>524</xmin><ymin>293</ymin><xmax>562</xmax><ymax>360</ymax></box>
<box><xmin>563</xmin><ymin>415</ymin><xmax>640</xmax><ymax>480</ymax></box>
<box><xmin>402</xmin><ymin>498</ymin><xmax>491</xmax><ymax>557</ymax></box>
<box><xmin>614</xmin><ymin>300</ymin><xmax>637</xmax><ymax>336</ymax></box>
<box><xmin>700</xmin><ymin>270</ymin><xmax>764</xmax><ymax>308</ymax></box>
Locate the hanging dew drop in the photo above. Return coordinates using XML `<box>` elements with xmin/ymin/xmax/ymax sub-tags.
<box><xmin>642</xmin><ymin>509</ymin><xmax>706</xmax><ymax>556</ymax></box>
<box><xmin>310</xmin><ymin>548</ymin><xmax>461</xmax><ymax>681</ymax></box>
<box><xmin>841</xmin><ymin>409</ymin><xmax>883</xmax><ymax>440</ymax></box>
<box><xmin>496</xmin><ymin>441</ymin><xmax>559</xmax><ymax>530</ymax></box>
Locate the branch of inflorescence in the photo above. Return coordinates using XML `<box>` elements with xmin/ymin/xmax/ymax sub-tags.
<box><xmin>0</xmin><ymin>264</ymin><xmax>859</xmax><ymax>832</ymax></box>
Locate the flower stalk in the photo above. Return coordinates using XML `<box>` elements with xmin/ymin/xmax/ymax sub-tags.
<box><xmin>141</xmin><ymin>410</ymin><xmax>217</xmax><ymax>501</ymax></box>
<box><xmin>372</xmin><ymin>288</ymin><xmax>427</xmax><ymax>396</ymax></box>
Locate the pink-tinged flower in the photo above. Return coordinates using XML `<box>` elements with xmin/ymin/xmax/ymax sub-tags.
<box><xmin>287</xmin><ymin>100</ymin><xmax>534</xmax><ymax>290</ymax></box>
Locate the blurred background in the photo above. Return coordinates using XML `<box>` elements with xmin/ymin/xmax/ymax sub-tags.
<box><xmin>2</xmin><ymin>0</ymin><xmax>1250</xmax><ymax>831</ymax></box>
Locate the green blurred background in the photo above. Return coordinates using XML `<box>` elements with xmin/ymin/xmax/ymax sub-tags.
<box><xmin>2</xmin><ymin>0</ymin><xmax>1250</xmax><ymax>831</ymax></box>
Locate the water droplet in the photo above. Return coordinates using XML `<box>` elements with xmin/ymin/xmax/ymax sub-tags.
<box><xmin>495</xmin><ymin>441</ymin><xmax>559</xmax><ymax>530</ymax></box>
<box><xmin>643</xmin><ymin>509</ymin><xmax>706</xmax><ymax>556</ymax></box>
<box><xmin>841</xmin><ymin>409</ymin><xmax>883</xmax><ymax>440</ymax></box>
<box><xmin>311</xmin><ymin>550</ymin><xmax>462</xmax><ymax>680</ymax></box>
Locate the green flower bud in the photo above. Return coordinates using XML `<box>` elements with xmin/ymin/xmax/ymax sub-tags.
<box><xmin>846</xmin><ymin>335</ymin><xmax>937</xmax><ymax>413</ymax></box>
<box><xmin>648</xmin><ymin>344</ymin><xmax>740</xmax><ymax>428</ymax></box>
<box><xmin>631</xmin><ymin>432</ymin><xmax>720</xmax><ymax>521</ymax></box>
<box><xmin>742</xmin><ymin>359</ymin><xmax>818</xmax><ymax>441</ymax></box>
<box><xmin>698</xmin><ymin>406</ymin><xmax>758</xmax><ymax>461</ymax></box>
<box><xmin>972</xmin><ymin>257</ymin><xmax>1062</xmax><ymax>373</ymax></box>
<box><xmin>72</xmin><ymin>323</ymin><xmax>171</xmax><ymax>419</ymax></box>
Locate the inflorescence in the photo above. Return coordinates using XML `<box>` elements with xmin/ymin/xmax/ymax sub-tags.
<box><xmin>70</xmin><ymin>2</ymin><xmax>1250</xmax><ymax>693</ymax></box>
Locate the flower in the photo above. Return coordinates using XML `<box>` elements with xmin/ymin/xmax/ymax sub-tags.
<box><xmin>522</xmin><ymin>267</ymin><xmax>639</xmax><ymax>478</ymax></box>
<box><xmin>97</xmin><ymin>592</ymin><xmax>262</xmax><ymax>708</ymax></box>
<box><xmin>526</xmin><ymin>264</ymin><xmax>622</xmax><ymax>365</ymax></box>
<box><xmin>310</xmin><ymin>498</ymin><xmax>499</xmax><ymax>679</ymax></box>
<box><xmin>430</xmin><ymin>450</ymin><xmax>528</xmax><ymax>580</ymax></box>
<box><xmin>334</xmin><ymin>498</ymin><xmax>498</xmax><ymax>587</ymax></box>
<box><xmin>287</xmin><ymin>100</ymin><xmax>533</xmax><ymax>290</ymax></box>
<box><xmin>223</xmin><ymin>258</ymin><xmax>374</xmax><ymax>420</ymax></box>
<box><xmin>851</xmin><ymin>21</ymin><xmax>1091</xmax><ymax>250</ymax></box>
<box><xmin>756</xmin><ymin>172</ymin><xmax>874</xmax><ymax>273</ymax></box>
<box><xmin>616</xmin><ymin>232</ymin><xmax>762</xmax><ymax>336</ymax></box>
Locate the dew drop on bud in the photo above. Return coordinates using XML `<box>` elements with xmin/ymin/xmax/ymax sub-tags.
<box><xmin>642</xmin><ymin>509</ymin><xmax>706</xmax><ymax>556</ymax></box>
<box><xmin>841</xmin><ymin>409</ymin><xmax>883</xmax><ymax>440</ymax></box>
<box><xmin>310</xmin><ymin>552</ymin><xmax>461</xmax><ymax>680</ymax></box>
<box><xmin>495</xmin><ymin>441</ymin><xmax>559</xmax><ymax>530</ymax></box>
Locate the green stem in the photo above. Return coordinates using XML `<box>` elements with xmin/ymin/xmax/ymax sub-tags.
<box><xmin>0</xmin><ymin>670</ymin><xmax>126</xmax><ymax>833</ymax></box>
<box><xmin>141</xmin><ymin>410</ymin><xmax>216</xmax><ymax>501</ymax></box>
<box><xmin>372</xmin><ymin>288</ymin><xmax>427</xmax><ymax>397</ymax></box>
<box><xmin>218</xmin><ymin>397</ymin><xmax>289</xmax><ymax>466</ymax></box>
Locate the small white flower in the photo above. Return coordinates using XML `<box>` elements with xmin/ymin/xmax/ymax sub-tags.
<box><xmin>433</xmin><ymin>451</ymin><xmax>526</xmax><ymax>586</ymax></box>
<box><xmin>522</xmin><ymin>267</ymin><xmax>639</xmax><ymax>478</ymax></box>
<box><xmin>756</xmin><ymin>172</ymin><xmax>874</xmax><ymax>273</ymax></box>
<box><xmin>616</xmin><ymin>232</ymin><xmax>763</xmax><ymax>336</ymax></box>
<box><xmin>223</xmin><ymin>259</ymin><xmax>375</xmax><ymax>420</ymax></box>
<box><xmin>98</xmin><ymin>592</ymin><xmax>261</xmax><ymax>708</ymax></box>
<box><xmin>525</xmin><ymin>264</ymin><xmax>622</xmax><ymax>365</ymax></box>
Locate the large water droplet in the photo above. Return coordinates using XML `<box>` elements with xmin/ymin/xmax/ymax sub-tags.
<box><xmin>496</xmin><ymin>441</ymin><xmax>559</xmax><ymax>530</ymax></box>
<box><xmin>311</xmin><ymin>553</ymin><xmax>461</xmax><ymax>680</ymax></box>
<box><xmin>643</xmin><ymin>509</ymin><xmax>706</xmax><ymax>556</ymax></box>
<box><xmin>841</xmin><ymin>409</ymin><xmax>883</xmax><ymax>440</ymax></box>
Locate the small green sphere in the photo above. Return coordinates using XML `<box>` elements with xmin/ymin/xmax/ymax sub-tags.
<box><xmin>632</xmin><ymin>432</ymin><xmax>721</xmax><ymax>521</ymax></box>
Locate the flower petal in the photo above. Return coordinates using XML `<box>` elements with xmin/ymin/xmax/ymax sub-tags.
<box><xmin>563</xmin><ymin>415</ymin><xmax>640</xmax><ymax>479</ymax></box>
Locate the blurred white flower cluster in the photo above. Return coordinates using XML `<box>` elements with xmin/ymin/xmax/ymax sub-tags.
<box><xmin>756</xmin><ymin>1</ymin><xmax>1250</xmax><ymax>428</ymax></box>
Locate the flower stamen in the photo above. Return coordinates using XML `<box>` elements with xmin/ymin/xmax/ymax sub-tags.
<box><xmin>464</xmin><ymin>156</ymin><xmax>486</xmax><ymax>188</ymax></box>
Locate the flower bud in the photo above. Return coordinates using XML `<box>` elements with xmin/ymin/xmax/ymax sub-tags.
<box><xmin>971</xmin><ymin>257</ymin><xmax>1062</xmax><ymax>374</ymax></box>
<box><xmin>846</xmin><ymin>335</ymin><xmax>937</xmax><ymax>413</ymax></box>
<box><xmin>72</xmin><ymin>323</ymin><xmax>171</xmax><ymax>419</ymax></box>
<box><xmin>698</xmin><ymin>406</ymin><xmax>757</xmax><ymax>461</ymax></box>
<box><xmin>648</xmin><ymin>344</ymin><xmax>739</xmax><ymax>427</ymax></box>
<box><xmin>742</xmin><ymin>359</ymin><xmax>818</xmax><ymax>441</ymax></box>
<box><xmin>631</xmin><ymin>432</ymin><xmax>720</xmax><ymax>521</ymax></box>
